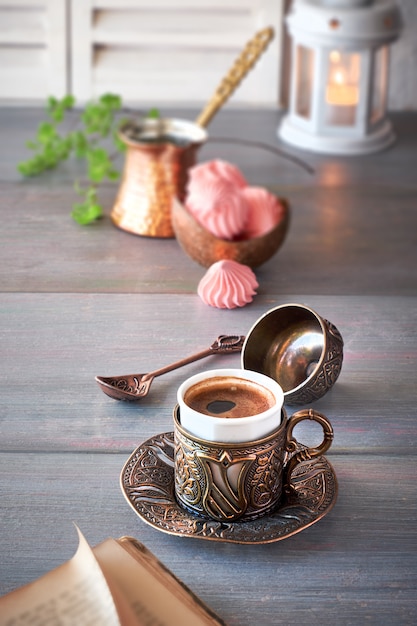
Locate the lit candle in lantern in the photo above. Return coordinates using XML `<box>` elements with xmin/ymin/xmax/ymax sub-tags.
<box><xmin>326</xmin><ymin>50</ymin><xmax>359</xmax><ymax>106</ymax></box>
<box><xmin>325</xmin><ymin>49</ymin><xmax>360</xmax><ymax>126</ymax></box>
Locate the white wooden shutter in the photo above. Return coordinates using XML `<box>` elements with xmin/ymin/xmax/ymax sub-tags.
<box><xmin>0</xmin><ymin>0</ymin><xmax>68</xmax><ymax>103</ymax></box>
<box><xmin>70</xmin><ymin>0</ymin><xmax>284</xmax><ymax>107</ymax></box>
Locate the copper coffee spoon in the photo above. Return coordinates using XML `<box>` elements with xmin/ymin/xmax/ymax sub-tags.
<box><xmin>95</xmin><ymin>335</ymin><xmax>245</xmax><ymax>401</ymax></box>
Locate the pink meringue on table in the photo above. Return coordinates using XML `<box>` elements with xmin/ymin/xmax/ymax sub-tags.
<box><xmin>197</xmin><ymin>259</ymin><xmax>259</xmax><ymax>309</ymax></box>
<box><xmin>185</xmin><ymin>160</ymin><xmax>250</xmax><ymax>240</ymax></box>
<box><xmin>240</xmin><ymin>186</ymin><xmax>286</xmax><ymax>239</ymax></box>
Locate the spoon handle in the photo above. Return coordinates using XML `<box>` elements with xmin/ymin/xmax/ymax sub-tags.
<box><xmin>147</xmin><ymin>335</ymin><xmax>245</xmax><ymax>379</ymax></box>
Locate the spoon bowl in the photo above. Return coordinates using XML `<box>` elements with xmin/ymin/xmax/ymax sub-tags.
<box><xmin>95</xmin><ymin>374</ymin><xmax>155</xmax><ymax>401</ymax></box>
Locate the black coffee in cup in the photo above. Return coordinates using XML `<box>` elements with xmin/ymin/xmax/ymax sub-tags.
<box><xmin>183</xmin><ymin>376</ymin><xmax>276</xmax><ymax>419</ymax></box>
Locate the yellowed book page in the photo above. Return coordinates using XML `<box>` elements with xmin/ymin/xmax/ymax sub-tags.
<box><xmin>0</xmin><ymin>527</ymin><xmax>121</xmax><ymax>626</ymax></box>
<box><xmin>93</xmin><ymin>538</ymin><xmax>224</xmax><ymax>626</ymax></box>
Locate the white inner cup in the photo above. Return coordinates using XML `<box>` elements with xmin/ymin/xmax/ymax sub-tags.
<box><xmin>177</xmin><ymin>368</ymin><xmax>284</xmax><ymax>443</ymax></box>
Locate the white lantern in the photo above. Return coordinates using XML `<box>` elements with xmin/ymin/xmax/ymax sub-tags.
<box><xmin>278</xmin><ymin>0</ymin><xmax>402</xmax><ymax>155</ymax></box>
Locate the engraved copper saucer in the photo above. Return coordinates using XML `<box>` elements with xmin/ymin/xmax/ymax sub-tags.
<box><xmin>120</xmin><ymin>431</ymin><xmax>338</xmax><ymax>544</ymax></box>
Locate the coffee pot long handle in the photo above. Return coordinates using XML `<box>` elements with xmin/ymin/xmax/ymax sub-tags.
<box><xmin>195</xmin><ymin>27</ymin><xmax>275</xmax><ymax>128</ymax></box>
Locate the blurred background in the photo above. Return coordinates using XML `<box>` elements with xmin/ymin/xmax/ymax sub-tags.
<box><xmin>0</xmin><ymin>0</ymin><xmax>415</xmax><ymax>111</ymax></box>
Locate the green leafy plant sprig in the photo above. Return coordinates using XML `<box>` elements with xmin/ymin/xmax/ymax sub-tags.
<box><xmin>18</xmin><ymin>93</ymin><xmax>129</xmax><ymax>224</ymax></box>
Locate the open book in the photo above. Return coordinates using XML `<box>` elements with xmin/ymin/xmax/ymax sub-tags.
<box><xmin>0</xmin><ymin>527</ymin><xmax>226</xmax><ymax>625</ymax></box>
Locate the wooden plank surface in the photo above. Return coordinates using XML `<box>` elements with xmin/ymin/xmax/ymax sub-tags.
<box><xmin>1</xmin><ymin>452</ymin><xmax>415</xmax><ymax>625</ymax></box>
<box><xmin>1</xmin><ymin>109</ymin><xmax>417</xmax><ymax>296</ymax></box>
<box><xmin>0</xmin><ymin>107</ymin><xmax>416</xmax><ymax>625</ymax></box>
<box><xmin>0</xmin><ymin>181</ymin><xmax>415</xmax><ymax>295</ymax></box>
<box><xmin>1</xmin><ymin>291</ymin><xmax>416</xmax><ymax>625</ymax></box>
<box><xmin>1</xmin><ymin>292</ymin><xmax>416</xmax><ymax>454</ymax></box>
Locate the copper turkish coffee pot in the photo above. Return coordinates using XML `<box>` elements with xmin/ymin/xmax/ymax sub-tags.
<box><xmin>111</xmin><ymin>27</ymin><xmax>275</xmax><ymax>237</ymax></box>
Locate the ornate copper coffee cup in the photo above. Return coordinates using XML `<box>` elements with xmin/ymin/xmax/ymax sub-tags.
<box><xmin>242</xmin><ymin>303</ymin><xmax>344</xmax><ymax>405</ymax></box>
<box><xmin>174</xmin><ymin>405</ymin><xmax>333</xmax><ymax>522</ymax></box>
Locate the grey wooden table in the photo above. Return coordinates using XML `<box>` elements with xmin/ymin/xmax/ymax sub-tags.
<box><xmin>1</xmin><ymin>107</ymin><xmax>416</xmax><ymax>625</ymax></box>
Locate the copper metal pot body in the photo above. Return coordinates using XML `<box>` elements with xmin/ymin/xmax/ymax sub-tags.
<box><xmin>111</xmin><ymin>119</ymin><xmax>207</xmax><ymax>238</ymax></box>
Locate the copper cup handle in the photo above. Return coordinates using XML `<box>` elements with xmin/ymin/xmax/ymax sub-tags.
<box><xmin>283</xmin><ymin>409</ymin><xmax>334</xmax><ymax>492</ymax></box>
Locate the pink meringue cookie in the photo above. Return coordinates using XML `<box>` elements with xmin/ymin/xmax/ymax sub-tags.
<box><xmin>188</xmin><ymin>159</ymin><xmax>248</xmax><ymax>191</ymax></box>
<box><xmin>197</xmin><ymin>260</ymin><xmax>258</xmax><ymax>309</ymax></box>
<box><xmin>240</xmin><ymin>187</ymin><xmax>286</xmax><ymax>239</ymax></box>
<box><xmin>204</xmin><ymin>159</ymin><xmax>248</xmax><ymax>188</ymax></box>
<box><xmin>185</xmin><ymin>160</ymin><xmax>249</xmax><ymax>240</ymax></box>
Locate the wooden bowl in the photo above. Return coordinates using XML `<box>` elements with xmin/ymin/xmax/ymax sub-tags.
<box><xmin>172</xmin><ymin>197</ymin><xmax>290</xmax><ymax>269</ymax></box>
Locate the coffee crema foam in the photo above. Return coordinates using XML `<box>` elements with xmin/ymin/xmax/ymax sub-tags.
<box><xmin>184</xmin><ymin>376</ymin><xmax>276</xmax><ymax>419</ymax></box>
